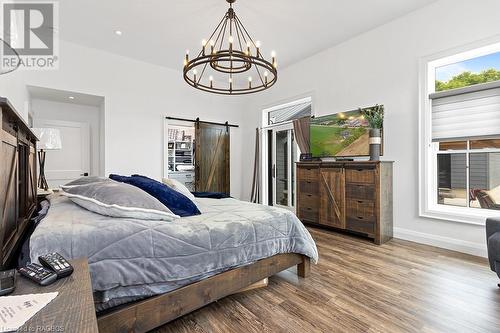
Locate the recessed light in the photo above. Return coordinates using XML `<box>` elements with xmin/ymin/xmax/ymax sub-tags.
<box><xmin>68</xmin><ymin>96</ymin><xmax>75</xmax><ymax>100</ymax></box>
<box><xmin>114</xmin><ymin>30</ymin><xmax>123</xmax><ymax>36</ymax></box>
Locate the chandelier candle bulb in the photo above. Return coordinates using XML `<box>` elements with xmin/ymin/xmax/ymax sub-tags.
<box><xmin>246</xmin><ymin>42</ymin><xmax>251</xmax><ymax>55</ymax></box>
<box><xmin>210</xmin><ymin>40</ymin><xmax>215</xmax><ymax>54</ymax></box>
<box><xmin>271</xmin><ymin>51</ymin><xmax>276</xmax><ymax>64</ymax></box>
<box><xmin>193</xmin><ymin>69</ymin><xmax>198</xmax><ymax>85</ymax></box>
<box><xmin>264</xmin><ymin>71</ymin><xmax>268</xmax><ymax>85</ymax></box>
<box><xmin>255</xmin><ymin>41</ymin><xmax>261</xmax><ymax>56</ymax></box>
<box><xmin>202</xmin><ymin>39</ymin><xmax>207</xmax><ymax>55</ymax></box>
<box><xmin>248</xmin><ymin>76</ymin><xmax>252</xmax><ymax>89</ymax></box>
<box><xmin>209</xmin><ymin>76</ymin><xmax>214</xmax><ymax>88</ymax></box>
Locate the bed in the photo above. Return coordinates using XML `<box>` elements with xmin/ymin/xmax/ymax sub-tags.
<box><xmin>29</xmin><ymin>193</ymin><xmax>318</xmax><ymax>332</ymax></box>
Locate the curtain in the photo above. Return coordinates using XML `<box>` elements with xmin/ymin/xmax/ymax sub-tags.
<box><xmin>293</xmin><ymin>116</ymin><xmax>310</xmax><ymax>153</ymax></box>
<box><xmin>250</xmin><ymin>128</ymin><xmax>260</xmax><ymax>203</ymax></box>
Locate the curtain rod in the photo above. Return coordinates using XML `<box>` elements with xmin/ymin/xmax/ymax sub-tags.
<box><xmin>165</xmin><ymin>116</ymin><xmax>239</xmax><ymax>128</ymax></box>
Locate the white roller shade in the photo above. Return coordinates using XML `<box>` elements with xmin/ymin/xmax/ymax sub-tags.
<box><xmin>430</xmin><ymin>82</ymin><xmax>500</xmax><ymax>141</ymax></box>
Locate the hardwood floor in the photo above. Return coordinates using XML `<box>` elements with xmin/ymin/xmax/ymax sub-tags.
<box><xmin>153</xmin><ymin>227</ymin><xmax>500</xmax><ymax>333</ymax></box>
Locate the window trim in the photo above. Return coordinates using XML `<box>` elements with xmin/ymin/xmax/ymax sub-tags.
<box><xmin>419</xmin><ymin>37</ymin><xmax>500</xmax><ymax>225</ymax></box>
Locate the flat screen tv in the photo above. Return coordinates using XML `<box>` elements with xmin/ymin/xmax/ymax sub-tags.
<box><xmin>310</xmin><ymin>107</ymin><xmax>384</xmax><ymax>158</ymax></box>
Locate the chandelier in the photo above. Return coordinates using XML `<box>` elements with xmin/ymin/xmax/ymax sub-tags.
<box><xmin>183</xmin><ymin>0</ymin><xmax>277</xmax><ymax>95</ymax></box>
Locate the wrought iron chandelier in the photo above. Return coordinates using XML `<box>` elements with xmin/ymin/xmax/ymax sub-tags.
<box><xmin>183</xmin><ymin>0</ymin><xmax>277</xmax><ymax>95</ymax></box>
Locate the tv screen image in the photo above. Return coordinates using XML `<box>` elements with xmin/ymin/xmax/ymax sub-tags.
<box><xmin>310</xmin><ymin>108</ymin><xmax>383</xmax><ymax>158</ymax></box>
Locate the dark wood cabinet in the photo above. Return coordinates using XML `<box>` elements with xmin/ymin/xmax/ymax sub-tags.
<box><xmin>297</xmin><ymin>161</ymin><xmax>393</xmax><ymax>244</ymax></box>
<box><xmin>0</xmin><ymin>97</ymin><xmax>37</xmax><ymax>268</ymax></box>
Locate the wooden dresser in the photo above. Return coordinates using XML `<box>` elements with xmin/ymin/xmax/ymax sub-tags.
<box><xmin>0</xmin><ymin>97</ymin><xmax>38</xmax><ymax>268</ymax></box>
<box><xmin>296</xmin><ymin>161</ymin><xmax>393</xmax><ymax>244</ymax></box>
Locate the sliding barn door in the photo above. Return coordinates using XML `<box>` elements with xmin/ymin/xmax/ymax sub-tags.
<box><xmin>195</xmin><ymin>123</ymin><xmax>230</xmax><ymax>194</ymax></box>
<box><xmin>319</xmin><ymin>167</ymin><xmax>345</xmax><ymax>228</ymax></box>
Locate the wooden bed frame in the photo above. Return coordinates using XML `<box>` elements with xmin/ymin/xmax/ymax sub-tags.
<box><xmin>97</xmin><ymin>254</ymin><xmax>310</xmax><ymax>333</ymax></box>
<box><xmin>0</xmin><ymin>97</ymin><xmax>311</xmax><ymax>333</ymax></box>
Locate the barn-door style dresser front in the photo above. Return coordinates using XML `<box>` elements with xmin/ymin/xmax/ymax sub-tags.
<box><xmin>0</xmin><ymin>97</ymin><xmax>38</xmax><ymax>268</ymax></box>
<box><xmin>297</xmin><ymin>161</ymin><xmax>393</xmax><ymax>244</ymax></box>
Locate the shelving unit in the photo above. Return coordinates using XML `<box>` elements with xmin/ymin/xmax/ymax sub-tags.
<box><xmin>168</xmin><ymin>140</ymin><xmax>194</xmax><ymax>172</ymax></box>
<box><xmin>167</xmin><ymin>127</ymin><xmax>195</xmax><ymax>191</ymax></box>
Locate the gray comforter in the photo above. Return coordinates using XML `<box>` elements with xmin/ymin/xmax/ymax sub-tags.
<box><xmin>30</xmin><ymin>194</ymin><xmax>318</xmax><ymax>310</ymax></box>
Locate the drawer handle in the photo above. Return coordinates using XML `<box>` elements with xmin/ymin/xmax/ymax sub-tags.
<box><xmin>307</xmin><ymin>181</ymin><xmax>311</xmax><ymax>184</ymax></box>
<box><xmin>357</xmin><ymin>216</ymin><xmax>364</xmax><ymax>220</ymax></box>
<box><xmin>357</xmin><ymin>200</ymin><xmax>363</xmax><ymax>204</ymax></box>
<box><xmin>357</xmin><ymin>169</ymin><xmax>363</xmax><ymax>172</ymax></box>
<box><xmin>307</xmin><ymin>194</ymin><xmax>312</xmax><ymax>197</ymax></box>
<box><xmin>306</xmin><ymin>168</ymin><xmax>312</xmax><ymax>171</ymax></box>
<box><xmin>307</xmin><ymin>208</ymin><xmax>312</xmax><ymax>211</ymax></box>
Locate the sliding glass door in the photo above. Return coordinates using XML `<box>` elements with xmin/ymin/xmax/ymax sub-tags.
<box><xmin>271</xmin><ymin>124</ymin><xmax>298</xmax><ymax>210</ymax></box>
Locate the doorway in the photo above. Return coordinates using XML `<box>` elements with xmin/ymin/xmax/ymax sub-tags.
<box><xmin>33</xmin><ymin>119</ymin><xmax>91</xmax><ymax>187</ymax></box>
<box><xmin>270</xmin><ymin>124</ymin><xmax>298</xmax><ymax>210</ymax></box>
<box><xmin>262</xmin><ymin>97</ymin><xmax>312</xmax><ymax>211</ymax></box>
<box><xmin>164</xmin><ymin>119</ymin><xmax>231</xmax><ymax>195</ymax></box>
<box><xmin>29</xmin><ymin>86</ymin><xmax>105</xmax><ymax>189</ymax></box>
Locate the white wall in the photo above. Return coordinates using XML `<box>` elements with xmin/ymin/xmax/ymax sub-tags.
<box><xmin>31</xmin><ymin>99</ymin><xmax>103</xmax><ymax>177</ymax></box>
<box><xmin>241</xmin><ymin>0</ymin><xmax>500</xmax><ymax>256</ymax></box>
<box><xmin>1</xmin><ymin>41</ymin><xmax>249</xmax><ymax>198</ymax></box>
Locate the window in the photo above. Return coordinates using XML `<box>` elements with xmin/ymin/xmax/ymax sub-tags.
<box><xmin>420</xmin><ymin>40</ymin><xmax>500</xmax><ymax>224</ymax></box>
<box><xmin>435</xmin><ymin>51</ymin><xmax>500</xmax><ymax>92</ymax></box>
<box><xmin>437</xmin><ymin>140</ymin><xmax>500</xmax><ymax>210</ymax></box>
<box><xmin>266</xmin><ymin>98</ymin><xmax>311</xmax><ymax>126</ymax></box>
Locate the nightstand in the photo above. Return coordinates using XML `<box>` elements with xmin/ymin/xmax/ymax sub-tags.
<box><xmin>13</xmin><ymin>258</ymin><xmax>98</xmax><ymax>332</ymax></box>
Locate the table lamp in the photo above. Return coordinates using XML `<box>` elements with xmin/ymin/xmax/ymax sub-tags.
<box><xmin>32</xmin><ymin>128</ymin><xmax>62</xmax><ymax>191</ymax></box>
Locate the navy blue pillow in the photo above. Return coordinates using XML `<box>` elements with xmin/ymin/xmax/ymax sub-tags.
<box><xmin>109</xmin><ymin>174</ymin><xmax>201</xmax><ymax>217</ymax></box>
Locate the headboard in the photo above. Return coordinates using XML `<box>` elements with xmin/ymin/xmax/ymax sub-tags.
<box><xmin>0</xmin><ymin>97</ymin><xmax>38</xmax><ymax>269</ymax></box>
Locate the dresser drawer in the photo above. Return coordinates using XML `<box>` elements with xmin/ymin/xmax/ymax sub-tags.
<box><xmin>297</xmin><ymin>166</ymin><xmax>319</xmax><ymax>181</ymax></box>
<box><xmin>346</xmin><ymin>199</ymin><xmax>375</xmax><ymax>219</ymax></box>
<box><xmin>346</xmin><ymin>216</ymin><xmax>375</xmax><ymax>235</ymax></box>
<box><xmin>298</xmin><ymin>193</ymin><xmax>318</xmax><ymax>207</ymax></box>
<box><xmin>346</xmin><ymin>168</ymin><xmax>376</xmax><ymax>184</ymax></box>
<box><xmin>346</xmin><ymin>183</ymin><xmax>375</xmax><ymax>200</ymax></box>
<box><xmin>298</xmin><ymin>180</ymin><xmax>319</xmax><ymax>195</ymax></box>
<box><xmin>298</xmin><ymin>207</ymin><xmax>319</xmax><ymax>224</ymax></box>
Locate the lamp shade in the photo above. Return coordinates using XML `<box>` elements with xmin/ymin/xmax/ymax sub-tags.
<box><xmin>32</xmin><ymin>128</ymin><xmax>62</xmax><ymax>150</ymax></box>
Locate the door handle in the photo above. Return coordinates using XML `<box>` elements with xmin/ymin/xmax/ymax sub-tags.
<box><xmin>80</xmin><ymin>172</ymin><xmax>89</xmax><ymax>176</ymax></box>
<box><xmin>272</xmin><ymin>164</ymin><xmax>276</xmax><ymax>179</ymax></box>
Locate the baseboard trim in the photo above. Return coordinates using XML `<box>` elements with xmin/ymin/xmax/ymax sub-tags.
<box><xmin>394</xmin><ymin>228</ymin><xmax>487</xmax><ymax>258</ymax></box>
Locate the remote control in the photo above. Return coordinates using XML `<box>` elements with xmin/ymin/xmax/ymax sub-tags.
<box><xmin>19</xmin><ymin>263</ymin><xmax>57</xmax><ymax>286</ymax></box>
<box><xmin>0</xmin><ymin>269</ymin><xmax>16</xmax><ymax>295</ymax></box>
<box><xmin>38</xmin><ymin>252</ymin><xmax>74</xmax><ymax>278</ymax></box>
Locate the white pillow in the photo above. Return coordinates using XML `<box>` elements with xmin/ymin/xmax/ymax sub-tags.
<box><xmin>162</xmin><ymin>178</ymin><xmax>196</xmax><ymax>200</ymax></box>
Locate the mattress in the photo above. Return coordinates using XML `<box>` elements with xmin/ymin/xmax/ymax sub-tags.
<box><xmin>29</xmin><ymin>194</ymin><xmax>318</xmax><ymax>311</ymax></box>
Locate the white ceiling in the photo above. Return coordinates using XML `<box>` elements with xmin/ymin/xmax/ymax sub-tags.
<box><xmin>58</xmin><ymin>0</ymin><xmax>439</xmax><ymax>71</ymax></box>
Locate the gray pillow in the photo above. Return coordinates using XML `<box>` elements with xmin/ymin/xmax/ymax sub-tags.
<box><xmin>61</xmin><ymin>176</ymin><xmax>110</xmax><ymax>190</ymax></box>
<box><xmin>61</xmin><ymin>181</ymin><xmax>179</xmax><ymax>221</ymax></box>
